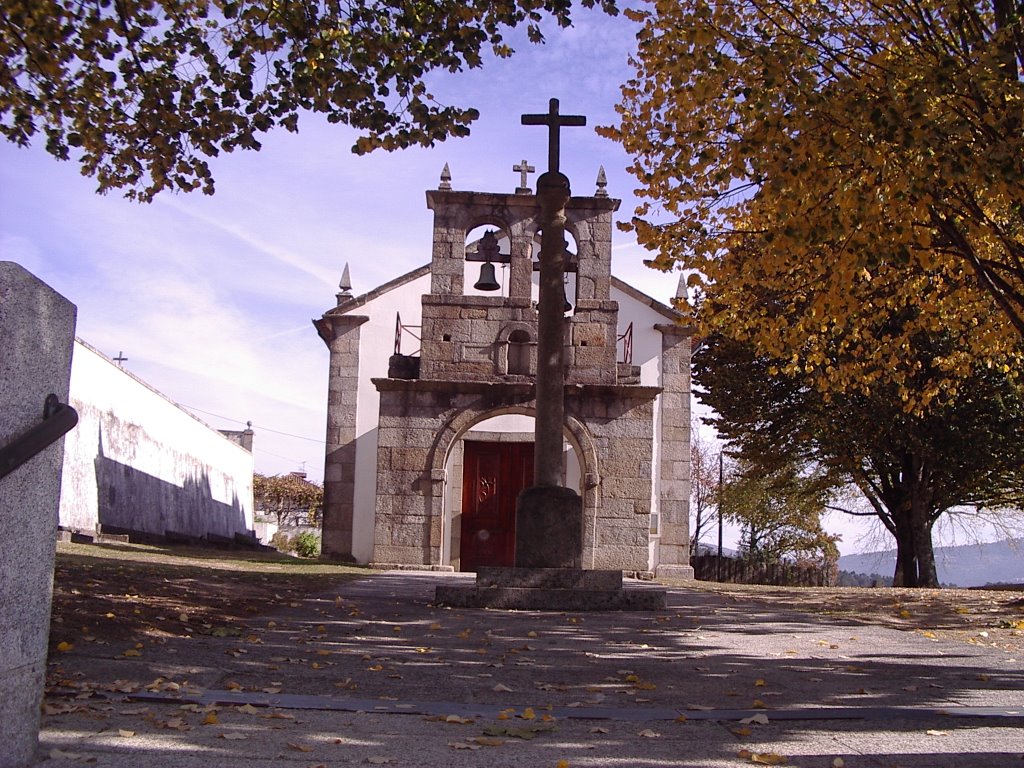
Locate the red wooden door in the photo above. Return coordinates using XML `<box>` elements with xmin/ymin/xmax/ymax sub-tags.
<box><xmin>460</xmin><ymin>441</ymin><xmax>534</xmax><ymax>571</ymax></box>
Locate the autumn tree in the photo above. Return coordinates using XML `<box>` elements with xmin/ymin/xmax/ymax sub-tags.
<box><xmin>689</xmin><ymin>420</ymin><xmax>721</xmax><ymax>555</ymax></box>
<box><xmin>695</xmin><ymin>332</ymin><xmax>1024</xmax><ymax>587</ymax></box>
<box><xmin>721</xmin><ymin>458</ymin><xmax>839</xmax><ymax>566</ymax></box>
<box><xmin>604</xmin><ymin>0</ymin><xmax>1024</xmax><ymax>407</ymax></box>
<box><xmin>253</xmin><ymin>472</ymin><xmax>323</xmax><ymax>528</ymax></box>
<box><xmin>1</xmin><ymin>0</ymin><xmax>616</xmax><ymax>201</ymax></box>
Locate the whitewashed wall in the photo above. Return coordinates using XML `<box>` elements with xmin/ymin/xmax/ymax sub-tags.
<box><xmin>59</xmin><ymin>340</ymin><xmax>254</xmax><ymax>539</ymax></box>
<box><xmin>350</xmin><ymin>270</ymin><xmax>432</xmax><ymax>562</ymax></box>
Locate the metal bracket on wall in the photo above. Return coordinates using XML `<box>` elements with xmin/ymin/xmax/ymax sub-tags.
<box><xmin>0</xmin><ymin>394</ymin><xmax>79</xmax><ymax>480</ymax></box>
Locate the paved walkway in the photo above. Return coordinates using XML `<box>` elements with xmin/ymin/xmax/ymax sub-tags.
<box><xmin>38</xmin><ymin>572</ymin><xmax>1024</xmax><ymax>767</ymax></box>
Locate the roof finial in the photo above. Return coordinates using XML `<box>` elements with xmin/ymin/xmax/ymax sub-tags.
<box><xmin>595</xmin><ymin>166</ymin><xmax>608</xmax><ymax>197</ymax></box>
<box><xmin>337</xmin><ymin>262</ymin><xmax>353</xmax><ymax>303</ymax></box>
<box><xmin>675</xmin><ymin>272</ymin><xmax>688</xmax><ymax>300</ymax></box>
<box><xmin>439</xmin><ymin>163</ymin><xmax>452</xmax><ymax>191</ymax></box>
<box><xmin>513</xmin><ymin>159</ymin><xmax>535</xmax><ymax>194</ymax></box>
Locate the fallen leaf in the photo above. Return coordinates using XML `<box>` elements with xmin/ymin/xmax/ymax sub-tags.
<box><xmin>220</xmin><ymin>733</ymin><xmax>247</xmax><ymax>740</ymax></box>
<box><xmin>448</xmin><ymin>741</ymin><xmax>481</xmax><ymax>750</ymax></box>
<box><xmin>738</xmin><ymin>749</ymin><xmax>788</xmax><ymax>765</ymax></box>
<box><xmin>926</xmin><ymin>730</ymin><xmax>949</xmax><ymax>736</ymax></box>
<box><xmin>831</xmin><ymin>759</ymin><xmax>846</xmax><ymax>768</ymax></box>
<box><xmin>49</xmin><ymin>748</ymin><xmax>97</xmax><ymax>762</ymax></box>
<box><xmin>444</xmin><ymin>714</ymin><xmax>475</xmax><ymax>724</ymax></box>
<box><xmin>754</xmin><ymin>679</ymin><xmax>766</xmax><ymax>687</ymax></box>
<box><xmin>752</xmin><ymin>699</ymin><xmax>768</xmax><ymax>709</ymax></box>
<box><xmin>366</xmin><ymin>757</ymin><xmax>394</xmax><ymax>764</ymax></box>
<box><xmin>287</xmin><ymin>742</ymin><xmax>314</xmax><ymax>752</ymax></box>
<box><xmin>472</xmin><ymin>737</ymin><xmax>505</xmax><ymax>747</ymax></box>
<box><xmin>638</xmin><ymin>729</ymin><xmax>661</xmax><ymax>738</ymax></box>
<box><xmin>56</xmin><ymin>641</ymin><xmax>74</xmax><ymax>652</ymax></box>
<box><xmin>590</xmin><ymin>727</ymin><xmax>609</xmax><ymax>734</ymax></box>
<box><xmin>521</xmin><ymin>707</ymin><xmax>536</xmax><ymax>720</ymax></box>
<box><xmin>732</xmin><ymin>727</ymin><xmax>752</xmax><ymax>737</ymax></box>
<box><xmin>740</xmin><ymin>714</ymin><xmax>769</xmax><ymax>725</ymax></box>
<box><xmin>117</xmin><ymin>729</ymin><xmax>135</xmax><ymax>738</ymax></box>
<box><xmin>202</xmin><ymin>712</ymin><xmax>219</xmax><ymax>725</ymax></box>
<box><xmin>482</xmin><ymin>723</ymin><xmax>555</xmax><ymax>740</ymax></box>
<box><xmin>493</xmin><ymin>683</ymin><xmax>513</xmax><ymax>692</ymax></box>
<box><xmin>237</xmin><ymin>704</ymin><xmax>261</xmax><ymax>715</ymax></box>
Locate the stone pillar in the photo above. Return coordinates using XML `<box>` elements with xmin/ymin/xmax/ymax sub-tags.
<box><xmin>533</xmin><ymin>171</ymin><xmax>572</xmax><ymax>487</ymax></box>
<box><xmin>315</xmin><ymin>312</ymin><xmax>369</xmax><ymax>562</ymax></box>
<box><xmin>515</xmin><ymin>171</ymin><xmax>583</xmax><ymax>569</ymax></box>
<box><xmin>0</xmin><ymin>262</ymin><xmax>77</xmax><ymax>767</ymax></box>
<box><xmin>654</xmin><ymin>324</ymin><xmax>694</xmax><ymax>579</ymax></box>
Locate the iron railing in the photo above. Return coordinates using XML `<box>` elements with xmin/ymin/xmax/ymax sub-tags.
<box><xmin>394</xmin><ymin>313</ymin><xmax>422</xmax><ymax>357</ymax></box>
<box><xmin>617</xmin><ymin>322</ymin><xmax>633</xmax><ymax>365</ymax></box>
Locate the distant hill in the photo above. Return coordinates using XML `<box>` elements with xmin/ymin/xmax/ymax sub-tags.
<box><xmin>838</xmin><ymin>538</ymin><xmax>1023</xmax><ymax>588</ymax></box>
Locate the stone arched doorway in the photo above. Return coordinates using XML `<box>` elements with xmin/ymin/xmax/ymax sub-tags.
<box><xmin>431</xmin><ymin>406</ymin><xmax>597</xmax><ymax>571</ymax></box>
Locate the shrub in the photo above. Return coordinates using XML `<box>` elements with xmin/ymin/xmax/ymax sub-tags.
<box><xmin>270</xmin><ymin>531</ymin><xmax>294</xmax><ymax>552</ymax></box>
<box><xmin>294</xmin><ymin>531</ymin><xmax>321</xmax><ymax>559</ymax></box>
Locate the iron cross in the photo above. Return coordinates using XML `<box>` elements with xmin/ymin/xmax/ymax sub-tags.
<box><xmin>521</xmin><ymin>99</ymin><xmax>586</xmax><ymax>174</ymax></box>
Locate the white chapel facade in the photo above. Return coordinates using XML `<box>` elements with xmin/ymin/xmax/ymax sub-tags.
<box><xmin>315</xmin><ymin>168</ymin><xmax>694</xmax><ymax>578</ymax></box>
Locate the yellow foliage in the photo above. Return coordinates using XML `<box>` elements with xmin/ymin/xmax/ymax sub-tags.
<box><xmin>607</xmin><ymin>0</ymin><xmax>1024</xmax><ymax>406</ymax></box>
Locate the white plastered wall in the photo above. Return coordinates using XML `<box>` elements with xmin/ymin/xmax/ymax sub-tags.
<box><xmin>349</xmin><ymin>271</ymin><xmax>432</xmax><ymax>563</ymax></box>
<box><xmin>59</xmin><ymin>339</ymin><xmax>254</xmax><ymax>538</ymax></box>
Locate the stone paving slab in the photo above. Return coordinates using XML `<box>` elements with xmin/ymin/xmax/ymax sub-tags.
<box><xmin>36</xmin><ymin>571</ymin><xmax>1024</xmax><ymax>767</ymax></box>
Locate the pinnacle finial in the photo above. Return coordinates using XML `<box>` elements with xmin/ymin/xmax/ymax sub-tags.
<box><xmin>337</xmin><ymin>263</ymin><xmax>353</xmax><ymax>303</ymax></box>
<box><xmin>439</xmin><ymin>163</ymin><xmax>452</xmax><ymax>191</ymax></box>
<box><xmin>675</xmin><ymin>272</ymin><xmax>688</xmax><ymax>300</ymax></box>
<box><xmin>595</xmin><ymin>166</ymin><xmax>608</xmax><ymax>197</ymax></box>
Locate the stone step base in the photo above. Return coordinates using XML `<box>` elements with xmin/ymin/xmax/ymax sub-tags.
<box><xmin>434</xmin><ymin>584</ymin><xmax>667</xmax><ymax>611</ymax></box>
<box><xmin>475</xmin><ymin>566</ymin><xmax>622</xmax><ymax>590</ymax></box>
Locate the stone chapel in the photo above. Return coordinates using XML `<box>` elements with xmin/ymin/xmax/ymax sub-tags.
<box><xmin>315</xmin><ymin>166</ymin><xmax>694</xmax><ymax>579</ymax></box>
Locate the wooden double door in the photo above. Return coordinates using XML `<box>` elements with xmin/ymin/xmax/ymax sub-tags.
<box><xmin>459</xmin><ymin>441</ymin><xmax>534</xmax><ymax>572</ymax></box>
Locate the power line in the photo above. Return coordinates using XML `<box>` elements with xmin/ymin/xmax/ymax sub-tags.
<box><xmin>179</xmin><ymin>403</ymin><xmax>325</xmax><ymax>444</ymax></box>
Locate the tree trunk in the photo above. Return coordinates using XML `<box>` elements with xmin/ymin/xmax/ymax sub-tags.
<box><xmin>890</xmin><ymin>502</ymin><xmax>918</xmax><ymax>587</ymax></box>
<box><xmin>911</xmin><ymin>508</ymin><xmax>940</xmax><ymax>588</ymax></box>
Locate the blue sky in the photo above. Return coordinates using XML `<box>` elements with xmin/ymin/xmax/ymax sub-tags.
<box><xmin>0</xmin><ymin>9</ymin><xmax>673</xmax><ymax>479</ymax></box>
<box><xmin>4</xmin><ymin>7</ymin><xmax>988</xmax><ymax>557</ymax></box>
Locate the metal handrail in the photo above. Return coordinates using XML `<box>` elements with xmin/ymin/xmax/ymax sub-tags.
<box><xmin>617</xmin><ymin>321</ymin><xmax>634</xmax><ymax>365</ymax></box>
<box><xmin>394</xmin><ymin>312</ymin><xmax>421</xmax><ymax>357</ymax></box>
<box><xmin>0</xmin><ymin>394</ymin><xmax>79</xmax><ymax>480</ymax></box>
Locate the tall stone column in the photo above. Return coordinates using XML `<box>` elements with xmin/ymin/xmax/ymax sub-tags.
<box><xmin>654</xmin><ymin>323</ymin><xmax>694</xmax><ymax>579</ymax></box>
<box><xmin>514</xmin><ymin>170</ymin><xmax>584</xmax><ymax>569</ymax></box>
<box><xmin>315</xmin><ymin>312</ymin><xmax>369</xmax><ymax>561</ymax></box>
<box><xmin>0</xmin><ymin>262</ymin><xmax>77</xmax><ymax>767</ymax></box>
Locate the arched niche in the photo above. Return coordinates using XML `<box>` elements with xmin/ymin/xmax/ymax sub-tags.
<box><xmin>463</xmin><ymin>223</ymin><xmax>511</xmax><ymax>297</ymax></box>
<box><xmin>531</xmin><ymin>229</ymin><xmax>579</xmax><ymax>313</ymax></box>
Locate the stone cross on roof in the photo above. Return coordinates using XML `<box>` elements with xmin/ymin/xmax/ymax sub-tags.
<box><xmin>521</xmin><ymin>98</ymin><xmax>586</xmax><ymax>174</ymax></box>
<box><xmin>513</xmin><ymin>159</ymin><xmax>535</xmax><ymax>194</ymax></box>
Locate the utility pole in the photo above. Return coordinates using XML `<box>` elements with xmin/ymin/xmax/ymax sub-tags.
<box><xmin>717</xmin><ymin>450</ymin><xmax>724</xmax><ymax>582</ymax></box>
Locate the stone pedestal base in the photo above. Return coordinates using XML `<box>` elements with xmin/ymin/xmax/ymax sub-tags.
<box><xmin>515</xmin><ymin>485</ymin><xmax>582</xmax><ymax>569</ymax></box>
<box><xmin>435</xmin><ymin>566</ymin><xmax>667</xmax><ymax>611</ymax></box>
<box><xmin>655</xmin><ymin>564</ymin><xmax>695</xmax><ymax>580</ymax></box>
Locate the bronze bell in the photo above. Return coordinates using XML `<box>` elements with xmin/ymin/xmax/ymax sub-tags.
<box><xmin>474</xmin><ymin>261</ymin><xmax>500</xmax><ymax>291</ymax></box>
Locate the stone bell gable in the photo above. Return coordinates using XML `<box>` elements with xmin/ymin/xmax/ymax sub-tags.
<box><xmin>316</xmin><ymin>170</ymin><xmax>694</xmax><ymax>579</ymax></box>
<box><xmin>416</xmin><ymin>189</ymin><xmax>623</xmax><ymax>387</ymax></box>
